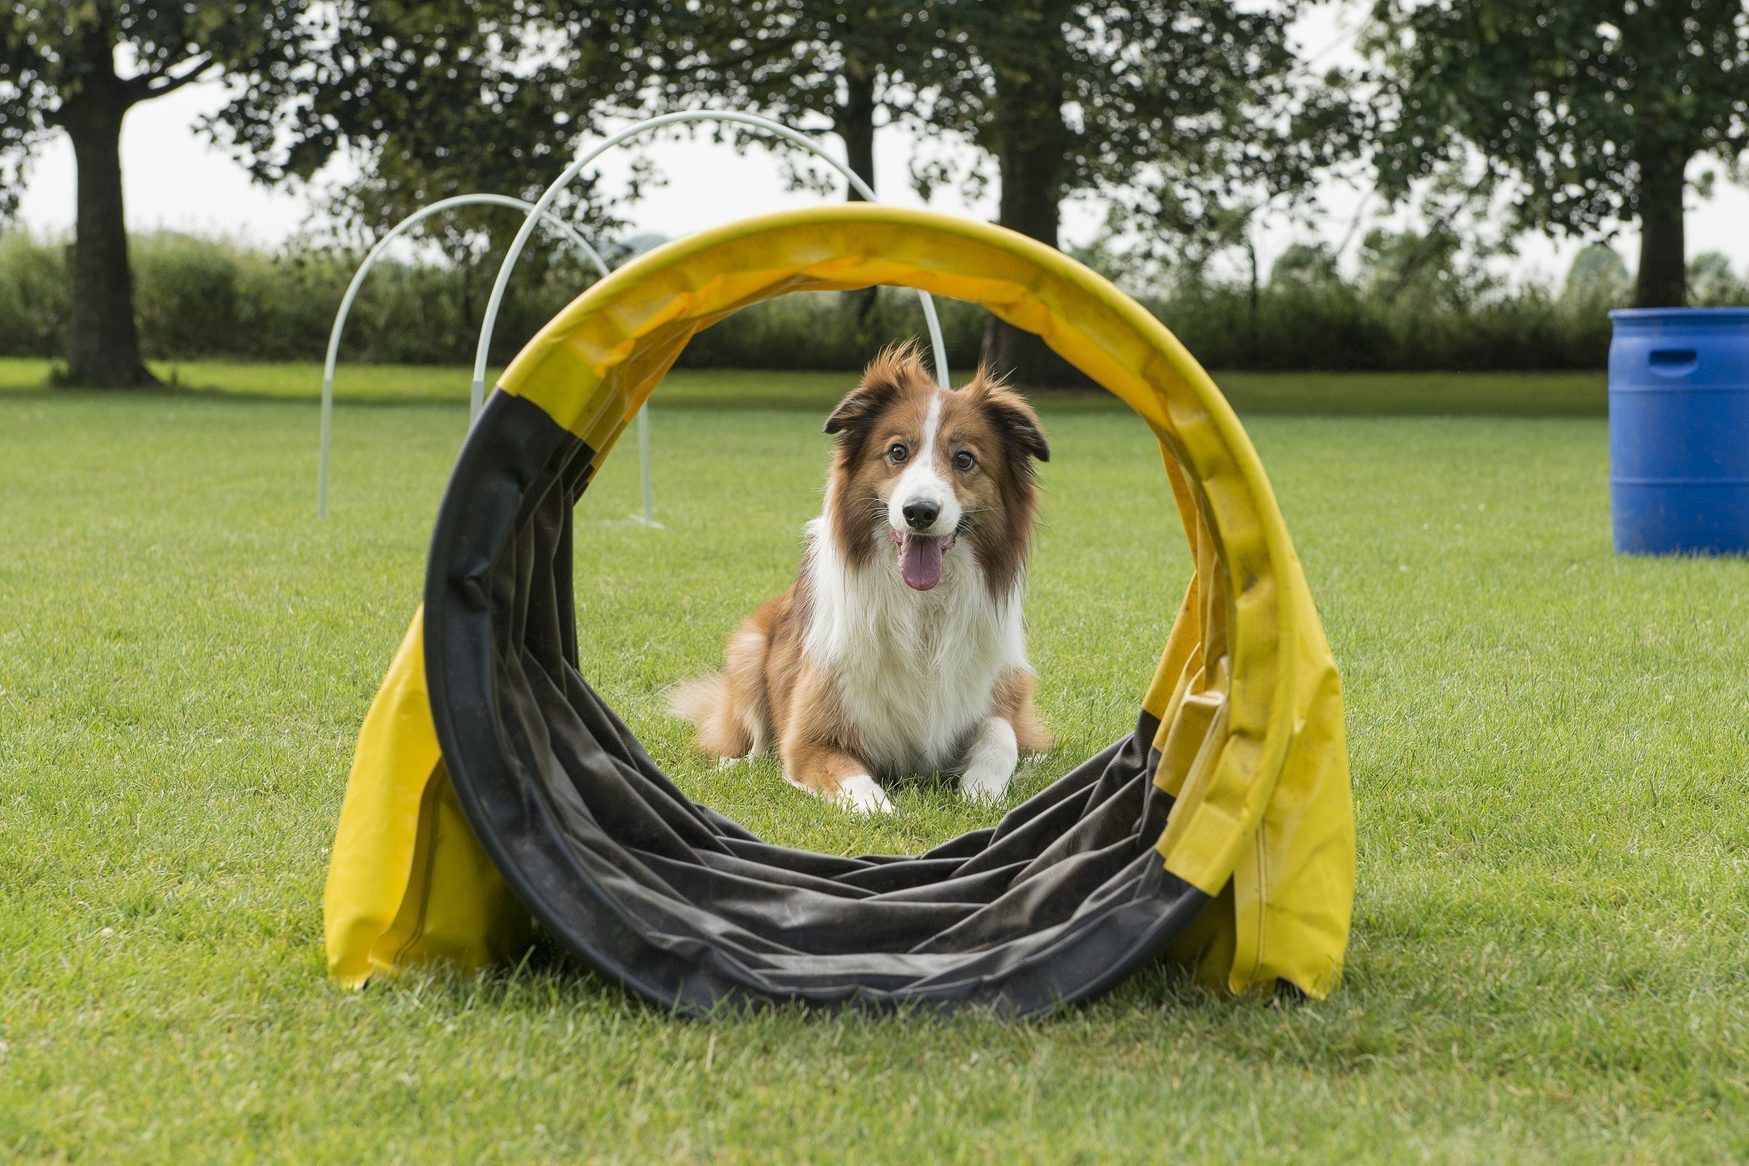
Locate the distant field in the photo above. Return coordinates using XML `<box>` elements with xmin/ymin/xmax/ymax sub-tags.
<box><xmin>0</xmin><ymin>356</ymin><xmax>1608</xmax><ymax>416</ymax></box>
<box><xmin>2</xmin><ymin>367</ymin><xmax>1741</xmax><ymax>1163</ymax></box>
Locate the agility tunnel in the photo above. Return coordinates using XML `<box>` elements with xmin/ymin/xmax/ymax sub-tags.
<box><xmin>322</xmin><ymin>204</ymin><xmax>1355</xmax><ymax>1015</ymax></box>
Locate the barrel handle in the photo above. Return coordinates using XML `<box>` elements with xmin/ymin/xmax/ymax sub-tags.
<box><xmin>1649</xmin><ymin>349</ymin><xmax>1699</xmax><ymax>376</ymax></box>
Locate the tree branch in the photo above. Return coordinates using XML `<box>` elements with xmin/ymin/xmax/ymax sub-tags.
<box><xmin>126</xmin><ymin>54</ymin><xmax>215</xmax><ymax>105</ymax></box>
<box><xmin>657</xmin><ymin>35</ymin><xmax>801</xmax><ymax>83</ymax></box>
<box><xmin>1382</xmin><ymin>170</ymin><xmax>1495</xmax><ymax>300</ymax></box>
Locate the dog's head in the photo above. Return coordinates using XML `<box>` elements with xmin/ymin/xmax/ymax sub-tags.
<box><xmin>823</xmin><ymin>342</ymin><xmax>1049</xmax><ymax>594</ymax></box>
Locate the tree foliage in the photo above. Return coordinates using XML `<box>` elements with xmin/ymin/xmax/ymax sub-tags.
<box><xmin>910</xmin><ymin>0</ymin><xmax>1349</xmax><ymax>382</ymax></box>
<box><xmin>1688</xmin><ymin>249</ymin><xmax>1749</xmax><ymax>304</ymax></box>
<box><xmin>0</xmin><ymin>3</ymin><xmax>314</xmax><ymax>215</ymax></box>
<box><xmin>1563</xmin><ymin>241</ymin><xmax>1632</xmax><ymax>298</ymax></box>
<box><xmin>648</xmin><ymin>1</ymin><xmax>937</xmax><ymax>199</ymax></box>
<box><xmin>261</xmin><ymin>2</ymin><xmax>671</xmax><ymax>262</ymax></box>
<box><xmin>921</xmin><ymin>0</ymin><xmax>1346</xmax><ymax>233</ymax></box>
<box><xmin>1364</xmin><ymin>0</ymin><xmax>1749</xmax><ymax>307</ymax></box>
<box><xmin>656</xmin><ymin>0</ymin><xmax>1353</xmax><ymax>384</ymax></box>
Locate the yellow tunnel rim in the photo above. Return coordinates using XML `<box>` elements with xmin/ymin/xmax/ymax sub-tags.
<box><xmin>492</xmin><ymin>202</ymin><xmax>1308</xmax><ymax>893</ymax></box>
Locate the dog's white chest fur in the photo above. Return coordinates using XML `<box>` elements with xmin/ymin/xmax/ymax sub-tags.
<box><xmin>801</xmin><ymin>516</ymin><xmax>1026</xmax><ymax>776</ymax></box>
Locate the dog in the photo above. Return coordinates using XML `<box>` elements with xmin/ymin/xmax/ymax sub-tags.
<box><xmin>671</xmin><ymin>343</ymin><xmax>1052</xmax><ymax>814</ymax></box>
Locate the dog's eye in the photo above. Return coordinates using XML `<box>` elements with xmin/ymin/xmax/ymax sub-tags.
<box><xmin>887</xmin><ymin>443</ymin><xmax>909</xmax><ymax>464</ymax></box>
<box><xmin>953</xmin><ymin>450</ymin><xmax>976</xmax><ymax>472</ymax></box>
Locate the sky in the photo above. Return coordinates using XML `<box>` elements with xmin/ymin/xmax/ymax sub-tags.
<box><xmin>13</xmin><ymin>5</ymin><xmax>1749</xmax><ymax>289</ymax></box>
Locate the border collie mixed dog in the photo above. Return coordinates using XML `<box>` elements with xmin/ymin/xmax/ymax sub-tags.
<box><xmin>672</xmin><ymin>344</ymin><xmax>1052</xmax><ymax>814</ymax></box>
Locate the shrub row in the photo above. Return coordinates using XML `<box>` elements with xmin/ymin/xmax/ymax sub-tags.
<box><xmin>6</xmin><ymin>229</ymin><xmax>1737</xmax><ymax>373</ymax></box>
<box><xmin>1150</xmin><ymin>282</ymin><xmax>1621</xmax><ymax>372</ymax></box>
<box><xmin>0</xmin><ymin>231</ymin><xmax>598</xmax><ymax>367</ymax></box>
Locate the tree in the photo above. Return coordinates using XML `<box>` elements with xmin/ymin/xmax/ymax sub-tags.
<box><xmin>655</xmin><ymin>2</ymin><xmax>934</xmax><ymax>202</ymax></box>
<box><xmin>1359</xmin><ymin>225</ymin><xmax>1500</xmax><ymax>309</ymax></box>
<box><xmin>262</xmin><ymin>2</ymin><xmax>667</xmax><ymax>328</ymax></box>
<box><xmin>1269</xmin><ymin>240</ymin><xmax>1345</xmax><ymax>291</ymax></box>
<box><xmin>646</xmin><ymin>2</ymin><xmax>941</xmax><ymax>326</ymax></box>
<box><xmin>1687</xmin><ymin>250</ymin><xmax>1749</xmax><ymax>305</ymax></box>
<box><xmin>1364</xmin><ymin>0</ymin><xmax>1749</xmax><ymax>308</ymax></box>
<box><xmin>912</xmin><ymin>0</ymin><xmax>1342</xmax><ymax>386</ymax></box>
<box><xmin>0</xmin><ymin>3</ymin><xmax>317</xmax><ymax>386</ymax></box>
<box><xmin>1562</xmin><ymin>242</ymin><xmax>1632</xmax><ymax>304</ymax></box>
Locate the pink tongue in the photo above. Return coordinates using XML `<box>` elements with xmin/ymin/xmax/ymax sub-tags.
<box><xmin>901</xmin><ymin>534</ymin><xmax>949</xmax><ymax>591</ymax></box>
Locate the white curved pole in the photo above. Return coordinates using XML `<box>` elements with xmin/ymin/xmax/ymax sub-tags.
<box><xmin>318</xmin><ymin>193</ymin><xmax>610</xmax><ymax>518</ymax></box>
<box><xmin>470</xmin><ymin>110</ymin><xmax>952</xmax><ymax>427</ymax></box>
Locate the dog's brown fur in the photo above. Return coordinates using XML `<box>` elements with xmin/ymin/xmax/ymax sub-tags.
<box><xmin>672</xmin><ymin>346</ymin><xmax>1051</xmax><ymax>804</ymax></box>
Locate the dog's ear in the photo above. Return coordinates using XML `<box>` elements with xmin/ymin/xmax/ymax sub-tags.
<box><xmin>968</xmin><ymin>369</ymin><xmax>1050</xmax><ymax>463</ymax></box>
<box><xmin>823</xmin><ymin>381</ymin><xmax>897</xmax><ymax>436</ymax></box>
<box><xmin>824</xmin><ymin>341</ymin><xmax>928</xmax><ymax>436</ymax></box>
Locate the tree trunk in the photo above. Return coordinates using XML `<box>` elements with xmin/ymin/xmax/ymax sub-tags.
<box><xmin>1245</xmin><ymin>231</ymin><xmax>1261</xmax><ymax>365</ymax></box>
<box><xmin>838</xmin><ymin>65</ymin><xmax>883</xmax><ymax>324</ymax></box>
<box><xmin>459</xmin><ymin>251</ymin><xmax>474</xmax><ymax>338</ymax></box>
<box><xmin>839</xmin><ymin>67</ymin><xmax>877</xmax><ymax>200</ymax></box>
<box><xmin>1634</xmin><ymin>145</ymin><xmax>1689</xmax><ymax>308</ymax></box>
<box><xmin>982</xmin><ymin>126</ymin><xmax>1084</xmax><ymax>388</ymax></box>
<box><xmin>61</xmin><ymin>34</ymin><xmax>154</xmax><ymax>388</ymax></box>
<box><xmin>977</xmin><ymin>1</ymin><xmax>1083</xmax><ymax>390</ymax></box>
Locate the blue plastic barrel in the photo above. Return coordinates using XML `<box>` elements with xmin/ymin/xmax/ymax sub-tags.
<box><xmin>1609</xmin><ymin>307</ymin><xmax>1749</xmax><ymax>555</ymax></box>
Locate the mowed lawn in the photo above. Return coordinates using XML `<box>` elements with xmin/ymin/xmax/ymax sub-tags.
<box><xmin>1</xmin><ymin>360</ymin><xmax>1744</xmax><ymax>1163</ymax></box>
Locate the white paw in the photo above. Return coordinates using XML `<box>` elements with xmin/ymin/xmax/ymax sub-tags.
<box><xmin>715</xmin><ymin>753</ymin><xmax>756</xmax><ymax>771</ymax></box>
<box><xmin>960</xmin><ymin>764</ymin><xmax>1011</xmax><ymax>803</ymax></box>
<box><xmin>832</xmin><ymin>774</ymin><xmax>895</xmax><ymax>815</ymax></box>
<box><xmin>960</xmin><ymin>719</ymin><xmax>1018</xmax><ymax>803</ymax></box>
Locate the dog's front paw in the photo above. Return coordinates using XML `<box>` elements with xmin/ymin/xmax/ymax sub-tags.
<box><xmin>959</xmin><ymin>761</ymin><xmax>1012</xmax><ymax>803</ymax></box>
<box><xmin>833</xmin><ymin>774</ymin><xmax>895</xmax><ymax>815</ymax></box>
<box><xmin>959</xmin><ymin>718</ymin><xmax>1019</xmax><ymax>803</ymax></box>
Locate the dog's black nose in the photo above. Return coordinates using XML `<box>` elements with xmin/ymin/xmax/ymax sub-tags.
<box><xmin>902</xmin><ymin>499</ymin><xmax>941</xmax><ymax>531</ymax></box>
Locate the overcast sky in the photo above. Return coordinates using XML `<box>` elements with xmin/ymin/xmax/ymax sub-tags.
<box><xmin>13</xmin><ymin>5</ymin><xmax>1749</xmax><ymax>287</ymax></box>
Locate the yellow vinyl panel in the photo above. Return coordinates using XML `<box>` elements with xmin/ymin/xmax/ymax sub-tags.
<box><xmin>322</xmin><ymin>608</ymin><xmax>531</xmax><ymax>986</ymax></box>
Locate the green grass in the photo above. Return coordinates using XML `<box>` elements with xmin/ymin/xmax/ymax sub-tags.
<box><xmin>1</xmin><ymin>364</ymin><xmax>1743</xmax><ymax>1163</ymax></box>
<box><xmin>0</xmin><ymin>356</ymin><xmax>1608</xmax><ymax>416</ymax></box>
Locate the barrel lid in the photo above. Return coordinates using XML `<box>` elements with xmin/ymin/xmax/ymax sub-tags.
<box><xmin>1610</xmin><ymin>307</ymin><xmax>1749</xmax><ymax>325</ymax></box>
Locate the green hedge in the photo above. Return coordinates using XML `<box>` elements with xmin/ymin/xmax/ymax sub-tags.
<box><xmin>1152</xmin><ymin>281</ymin><xmax>1622</xmax><ymax>372</ymax></box>
<box><xmin>2</xmin><ymin>231</ymin><xmax>601</xmax><ymax>367</ymax></box>
<box><xmin>5</xmin><ymin>228</ymin><xmax>1738</xmax><ymax>373</ymax></box>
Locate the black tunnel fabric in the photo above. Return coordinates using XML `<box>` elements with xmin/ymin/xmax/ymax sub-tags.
<box><xmin>423</xmin><ymin>391</ymin><xmax>1213</xmax><ymax>1015</ymax></box>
